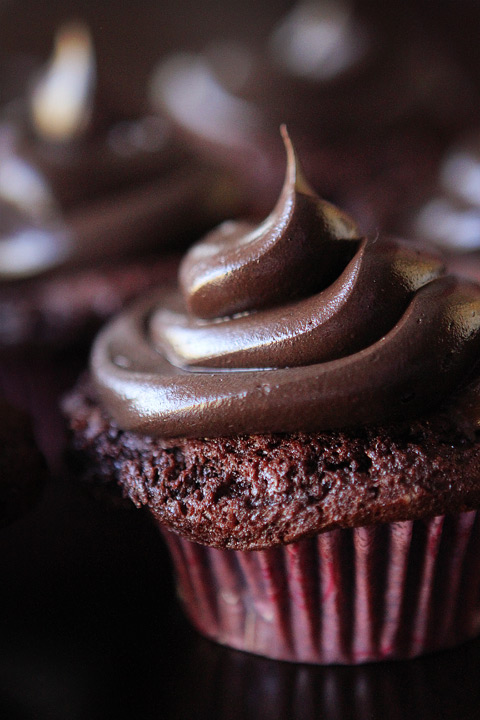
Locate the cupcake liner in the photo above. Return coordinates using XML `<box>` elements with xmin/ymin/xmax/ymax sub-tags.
<box><xmin>161</xmin><ymin>511</ymin><xmax>480</xmax><ymax>664</ymax></box>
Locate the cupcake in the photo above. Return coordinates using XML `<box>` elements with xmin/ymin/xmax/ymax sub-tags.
<box><xmin>0</xmin><ymin>22</ymin><xmax>238</xmax><ymax>351</ymax></box>
<box><xmin>63</xmin><ymin>129</ymin><xmax>480</xmax><ymax>663</ymax></box>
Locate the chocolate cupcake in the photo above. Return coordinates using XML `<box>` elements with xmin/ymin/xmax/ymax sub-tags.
<box><xmin>63</xmin><ymin>131</ymin><xmax>480</xmax><ymax>663</ymax></box>
<box><xmin>0</xmin><ymin>22</ymin><xmax>238</xmax><ymax>350</ymax></box>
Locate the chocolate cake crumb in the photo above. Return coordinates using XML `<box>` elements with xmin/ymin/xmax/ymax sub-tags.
<box><xmin>63</xmin><ymin>377</ymin><xmax>480</xmax><ymax>550</ymax></box>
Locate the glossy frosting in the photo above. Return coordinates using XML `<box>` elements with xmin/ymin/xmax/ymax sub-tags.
<box><xmin>92</xmin><ymin>131</ymin><xmax>480</xmax><ymax>438</ymax></box>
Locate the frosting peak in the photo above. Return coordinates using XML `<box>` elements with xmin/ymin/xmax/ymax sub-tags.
<box><xmin>180</xmin><ymin>127</ymin><xmax>358</xmax><ymax>319</ymax></box>
<box><xmin>92</xmin><ymin>134</ymin><xmax>480</xmax><ymax>438</ymax></box>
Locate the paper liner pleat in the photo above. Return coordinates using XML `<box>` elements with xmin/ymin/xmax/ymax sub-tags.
<box><xmin>161</xmin><ymin>511</ymin><xmax>480</xmax><ymax>664</ymax></box>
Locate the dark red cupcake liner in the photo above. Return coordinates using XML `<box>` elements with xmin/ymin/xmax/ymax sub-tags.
<box><xmin>161</xmin><ymin>511</ymin><xmax>480</xmax><ymax>664</ymax></box>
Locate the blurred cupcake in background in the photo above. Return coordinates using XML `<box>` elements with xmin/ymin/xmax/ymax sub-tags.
<box><xmin>150</xmin><ymin>0</ymin><xmax>476</xmax><ymax>234</ymax></box>
<box><xmin>412</xmin><ymin>130</ymin><xmax>480</xmax><ymax>284</ymax></box>
<box><xmin>0</xmin><ymin>22</ymin><xmax>241</xmax><ymax>353</ymax></box>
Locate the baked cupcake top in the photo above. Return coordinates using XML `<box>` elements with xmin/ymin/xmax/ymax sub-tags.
<box><xmin>91</xmin><ymin>128</ymin><xmax>480</xmax><ymax>439</ymax></box>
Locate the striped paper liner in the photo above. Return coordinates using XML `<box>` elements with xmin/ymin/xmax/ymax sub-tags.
<box><xmin>161</xmin><ymin>512</ymin><xmax>480</xmax><ymax>664</ymax></box>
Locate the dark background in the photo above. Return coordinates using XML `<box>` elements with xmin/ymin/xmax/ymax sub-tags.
<box><xmin>1</xmin><ymin>2</ymin><xmax>480</xmax><ymax>718</ymax></box>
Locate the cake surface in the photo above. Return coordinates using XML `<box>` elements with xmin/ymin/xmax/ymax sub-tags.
<box><xmin>64</xmin><ymin>377</ymin><xmax>480</xmax><ymax>550</ymax></box>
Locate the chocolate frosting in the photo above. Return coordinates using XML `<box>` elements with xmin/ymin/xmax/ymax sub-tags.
<box><xmin>178</xmin><ymin>134</ymin><xmax>358</xmax><ymax>319</ymax></box>
<box><xmin>92</xmin><ymin>131</ymin><xmax>480</xmax><ymax>438</ymax></box>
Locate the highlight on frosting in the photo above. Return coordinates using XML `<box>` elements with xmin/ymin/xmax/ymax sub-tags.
<box><xmin>30</xmin><ymin>22</ymin><xmax>96</xmax><ymax>143</ymax></box>
<box><xmin>0</xmin><ymin>208</ymin><xmax>70</xmax><ymax>280</ymax></box>
<box><xmin>179</xmin><ymin>126</ymin><xmax>358</xmax><ymax>319</ymax></box>
<box><xmin>0</xmin><ymin>150</ymin><xmax>58</xmax><ymax>221</ymax></box>
<box><xmin>92</xmin><ymin>130</ymin><xmax>480</xmax><ymax>438</ymax></box>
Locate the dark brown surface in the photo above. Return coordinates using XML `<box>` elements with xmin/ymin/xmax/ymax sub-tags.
<box><xmin>0</xmin><ymin>399</ymin><xmax>45</xmax><ymax>528</ymax></box>
<box><xmin>0</xmin><ymin>361</ymin><xmax>479</xmax><ymax>717</ymax></box>
<box><xmin>2</xmin><ymin>0</ymin><xmax>480</xmax><ymax>715</ymax></box>
<box><xmin>0</xmin><ymin>255</ymin><xmax>180</xmax><ymax>350</ymax></box>
<box><xmin>0</xmin><ymin>0</ymin><xmax>294</xmax><ymax>115</ymax></box>
<box><xmin>64</xmin><ymin>377</ymin><xmax>480</xmax><ymax>550</ymax></box>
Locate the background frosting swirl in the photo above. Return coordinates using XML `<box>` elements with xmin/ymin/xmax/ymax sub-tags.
<box><xmin>92</xmin><ymin>132</ymin><xmax>480</xmax><ymax>438</ymax></box>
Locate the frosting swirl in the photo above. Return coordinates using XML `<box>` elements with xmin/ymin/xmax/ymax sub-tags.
<box><xmin>92</xmin><ymin>131</ymin><xmax>480</xmax><ymax>438</ymax></box>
